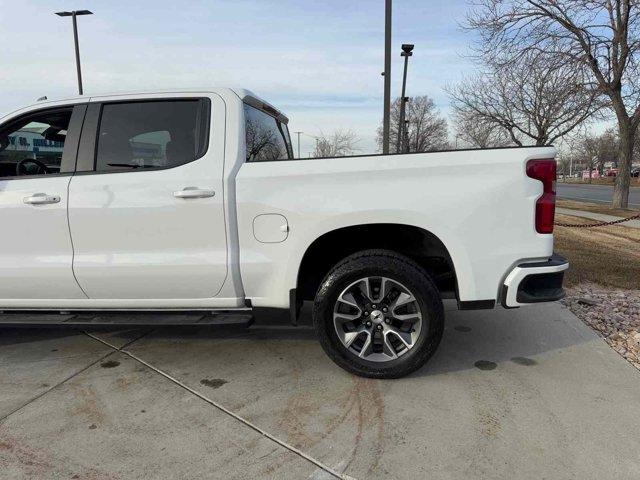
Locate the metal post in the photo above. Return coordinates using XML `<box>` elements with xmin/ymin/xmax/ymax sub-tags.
<box><xmin>294</xmin><ymin>131</ymin><xmax>302</xmax><ymax>159</ymax></box>
<box><xmin>570</xmin><ymin>157</ymin><xmax>573</xmax><ymax>177</ymax></box>
<box><xmin>71</xmin><ymin>12</ymin><xmax>83</xmax><ymax>95</ymax></box>
<box><xmin>382</xmin><ymin>0</ymin><xmax>392</xmax><ymax>154</ymax></box>
<box><xmin>403</xmin><ymin>119</ymin><xmax>410</xmax><ymax>153</ymax></box>
<box><xmin>397</xmin><ymin>44</ymin><xmax>413</xmax><ymax>153</ymax></box>
<box><xmin>397</xmin><ymin>59</ymin><xmax>409</xmax><ymax>152</ymax></box>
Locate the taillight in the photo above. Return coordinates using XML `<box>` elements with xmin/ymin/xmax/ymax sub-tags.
<box><xmin>526</xmin><ymin>159</ymin><xmax>556</xmax><ymax>234</ymax></box>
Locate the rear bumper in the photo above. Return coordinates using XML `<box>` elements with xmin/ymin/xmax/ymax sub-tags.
<box><xmin>501</xmin><ymin>254</ymin><xmax>569</xmax><ymax>308</ymax></box>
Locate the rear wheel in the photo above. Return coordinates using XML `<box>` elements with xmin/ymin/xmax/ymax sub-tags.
<box><xmin>313</xmin><ymin>249</ymin><xmax>444</xmax><ymax>378</ymax></box>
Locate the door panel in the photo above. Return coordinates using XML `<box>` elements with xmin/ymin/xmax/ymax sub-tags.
<box><xmin>68</xmin><ymin>95</ymin><xmax>228</xmax><ymax>299</ymax></box>
<box><xmin>0</xmin><ymin>104</ymin><xmax>87</xmax><ymax>300</ymax></box>
<box><xmin>0</xmin><ymin>177</ymin><xmax>87</xmax><ymax>299</ymax></box>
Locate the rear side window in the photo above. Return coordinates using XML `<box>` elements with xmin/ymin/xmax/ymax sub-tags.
<box><xmin>95</xmin><ymin>99</ymin><xmax>209</xmax><ymax>172</ymax></box>
<box><xmin>244</xmin><ymin>104</ymin><xmax>292</xmax><ymax>162</ymax></box>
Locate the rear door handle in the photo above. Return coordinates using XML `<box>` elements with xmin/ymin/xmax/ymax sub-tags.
<box><xmin>173</xmin><ymin>187</ymin><xmax>216</xmax><ymax>199</ymax></box>
<box><xmin>23</xmin><ymin>193</ymin><xmax>61</xmax><ymax>205</ymax></box>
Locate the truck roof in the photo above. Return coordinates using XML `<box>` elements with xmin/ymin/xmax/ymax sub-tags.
<box><xmin>6</xmin><ymin>87</ymin><xmax>289</xmax><ymax>124</ymax></box>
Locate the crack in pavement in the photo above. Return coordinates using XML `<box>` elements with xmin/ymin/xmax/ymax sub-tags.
<box><xmin>0</xmin><ymin>329</ymin><xmax>153</xmax><ymax>423</ymax></box>
<box><xmin>84</xmin><ymin>331</ymin><xmax>352</xmax><ymax>480</ymax></box>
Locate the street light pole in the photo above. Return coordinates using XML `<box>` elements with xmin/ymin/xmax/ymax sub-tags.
<box><xmin>55</xmin><ymin>10</ymin><xmax>93</xmax><ymax>95</ymax></box>
<box><xmin>397</xmin><ymin>44</ymin><xmax>413</xmax><ymax>153</ymax></box>
<box><xmin>71</xmin><ymin>12</ymin><xmax>83</xmax><ymax>95</ymax></box>
<box><xmin>294</xmin><ymin>131</ymin><xmax>302</xmax><ymax>159</ymax></box>
<box><xmin>382</xmin><ymin>0</ymin><xmax>392</xmax><ymax>154</ymax></box>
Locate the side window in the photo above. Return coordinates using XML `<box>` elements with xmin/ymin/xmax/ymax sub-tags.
<box><xmin>0</xmin><ymin>108</ymin><xmax>72</xmax><ymax>178</ymax></box>
<box><xmin>244</xmin><ymin>104</ymin><xmax>292</xmax><ymax>162</ymax></box>
<box><xmin>95</xmin><ymin>100</ymin><xmax>209</xmax><ymax>172</ymax></box>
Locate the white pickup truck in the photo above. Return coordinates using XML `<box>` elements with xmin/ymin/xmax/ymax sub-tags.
<box><xmin>0</xmin><ymin>88</ymin><xmax>568</xmax><ymax>378</ymax></box>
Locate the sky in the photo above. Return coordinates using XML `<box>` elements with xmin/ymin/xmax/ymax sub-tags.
<box><xmin>0</xmin><ymin>0</ymin><xmax>478</xmax><ymax>154</ymax></box>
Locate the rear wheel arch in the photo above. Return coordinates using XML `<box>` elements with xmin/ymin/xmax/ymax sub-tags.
<box><xmin>295</xmin><ymin>223</ymin><xmax>457</xmax><ymax>303</ymax></box>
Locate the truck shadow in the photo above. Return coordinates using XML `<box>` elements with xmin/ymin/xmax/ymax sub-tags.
<box><xmin>131</xmin><ymin>301</ymin><xmax>593</xmax><ymax>378</ymax></box>
<box><xmin>0</xmin><ymin>302</ymin><xmax>593</xmax><ymax>377</ymax></box>
<box><xmin>0</xmin><ymin>327</ymin><xmax>87</xmax><ymax>347</ymax></box>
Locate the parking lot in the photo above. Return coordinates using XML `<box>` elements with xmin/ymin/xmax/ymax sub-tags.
<box><xmin>1</xmin><ymin>301</ymin><xmax>639</xmax><ymax>480</ymax></box>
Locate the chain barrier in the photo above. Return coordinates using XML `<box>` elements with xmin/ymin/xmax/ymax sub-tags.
<box><xmin>555</xmin><ymin>212</ymin><xmax>640</xmax><ymax>228</ymax></box>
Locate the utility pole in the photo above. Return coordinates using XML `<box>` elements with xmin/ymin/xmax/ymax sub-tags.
<box><xmin>294</xmin><ymin>131</ymin><xmax>302</xmax><ymax>159</ymax></box>
<box><xmin>55</xmin><ymin>10</ymin><xmax>93</xmax><ymax>95</ymax></box>
<box><xmin>570</xmin><ymin>156</ymin><xmax>573</xmax><ymax>177</ymax></box>
<box><xmin>382</xmin><ymin>0</ymin><xmax>392</xmax><ymax>154</ymax></box>
<box><xmin>403</xmin><ymin>119</ymin><xmax>410</xmax><ymax>153</ymax></box>
<box><xmin>397</xmin><ymin>44</ymin><xmax>413</xmax><ymax>153</ymax></box>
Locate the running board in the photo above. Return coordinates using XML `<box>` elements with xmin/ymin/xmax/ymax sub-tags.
<box><xmin>0</xmin><ymin>311</ymin><xmax>254</xmax><ymax>328</ymax></box>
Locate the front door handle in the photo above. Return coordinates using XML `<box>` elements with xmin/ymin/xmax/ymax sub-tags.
<box><xmin>173</xmin><ymin>187</ymin><xmax>215</xmax><ymax>199</ymax></box>
<box><xmin>23</xmin><ymin>193</ymin><xmax>61</xmax><ymax>205</ymax></box>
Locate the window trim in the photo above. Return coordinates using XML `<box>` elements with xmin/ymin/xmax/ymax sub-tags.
<box><xmin>278</xmin><ymin>122</ymin><xmax>294</xmax><ymax>159</ymax></box>
<box><xmin>243</xmin><ymin>103</ymin><xmax>293</xmax><ymax>163</ymax></box>
<box><xmin>0</xmin><ymin>104</ymin><xmax>87</xmax><ymax>181</ymax></box>
<box><xmin>75</xmin><ymin>97</ymin><xmax>211</xmax><ymax>175</ymax></box>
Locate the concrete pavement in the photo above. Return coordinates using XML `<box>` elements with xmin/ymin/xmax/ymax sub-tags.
<box><xmin>1</xmin><ymin>302</ymin><xmax>640</xmax><ymax>479</ymax></box>
<box><xmin>558</xmin><ymin>183</ymin><xmax>640</xmax><ymax>208</ymax></box>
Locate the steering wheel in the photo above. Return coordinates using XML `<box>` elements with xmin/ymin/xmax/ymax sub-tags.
<box><xmin>16</xmin><ymin>158</ymin><xmax>49</xmax><ymax>176</ymax></box>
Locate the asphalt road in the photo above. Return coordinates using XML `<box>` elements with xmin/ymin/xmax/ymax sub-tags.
<box><xmin>1</xmin><ymin>302</ymin><xmax>640</xmax><ymax>479</ymax></box>
<box><xmin>557</xmin><ymin>183</ymin><xmax>640</xmax><ymax>208</ymax></box>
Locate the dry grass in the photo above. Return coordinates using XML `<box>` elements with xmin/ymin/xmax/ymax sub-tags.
<box><xmin>554</xmin><ymin>213</ymin><xmax>640</xmax><ymax>290</ymax></box>
<box><xmin>557</xmin><ymin>199</ymin><xmax>640</xmax><ymax>218</ymax></box>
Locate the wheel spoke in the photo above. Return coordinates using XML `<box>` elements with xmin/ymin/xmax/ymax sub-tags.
<box><xmin>382</xmin><ymin>332</ymin><xmax>398</xmax><ymax>359</ymax></box>
<box><xmin>343</xmin><ymin>325</ymin><xmax>366</xmax><ymax>348</ymax></box>
<box><xmin>334</xmin><ymin>312</ymin><xmax>360</xmax><ymax>323</ymax></box>
<box><xmin>335</xmin><ymin>292</ymin><xmax>362</xmax><ymax>323</ymax></box>
<box><xmin>386</xmin><ymin>326</ymin><xmax>415</xmax><ymax>348</ymax></box>
<box><xmin>358</xmin><ymin>278</ymin><xmax>374</xmax><ymax>303</ymax></box>
<box><xmin>338</xmin><ymin>292</ymin><xmax>361</xmax><ymax>310</ymax></box>
<box><xmin>393</xmin><ymin>312</ymin><xmax>421</xmax><ymax>322</ymax></box>
<box><xmin>390</xmin><ymin>291</ymin><xmax>415</xmax><ymax>311</ymax></box>
<box><xmin>358</xmin><ymin>331</ymin><xmax>373</xmax><ymax>358</ymax></box>
<box><xmin>379</xmin><ymin>278</ymin><xmax>392</xmax><ymax>303</ymax></box>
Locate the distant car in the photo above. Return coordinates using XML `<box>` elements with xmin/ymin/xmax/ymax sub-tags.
<box><xmin>632</xmin><ymin>167</ymin><xmax>640</xmax><ymax>177</ymax></box>
<box><xmin>605</xmin><ymin>169</ymin><xmax>618</xmax><ymax>177</ymax></box>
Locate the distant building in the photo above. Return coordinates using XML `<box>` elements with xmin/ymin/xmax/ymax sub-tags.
<box><xmin>3</xmin><ymin>129</ymin><xmax>64</xmax><ymax>167</ymax></box>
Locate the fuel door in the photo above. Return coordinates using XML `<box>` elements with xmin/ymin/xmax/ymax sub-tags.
<box><xmin>253</xmin><ymin>214</ymin><xmax>289</xmax><ymax>243</ymax></box>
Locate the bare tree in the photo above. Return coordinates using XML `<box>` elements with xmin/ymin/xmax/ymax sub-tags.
<box><xmin>245</xmin><ymin>116</ymin><xmax>288</xmax><ymax>161</ymax></box>
<box><xmin>556</xmin><ymin>152</ymin><xmax>572</xmax><ymax>181</ymax></box>
<box><xmin>312</xmin><ymin>129</ymin><xmax>360</xmax><ymax>157</ymax></box>
<box><xmin>593</xmin><ymin>128</ymin><xmax>619</xmax><ymax>172</ymax></box>
<box><xmin>570</xmin><ymin>128</ymin><xmax>618</xmax><ymax>182</ymax></box>
<box><xmin>377</xmin><ymin>96</ymin><xmax>449</xmax><ymax>153</ymax></box>
<box><xmin>453</xmin><ymin>109</ymin><xmax>513</xmax><ymax>148</ymax></box>
<box><xmin>468</xmin><ymin>0</ymin><xmax>640</xmax><ymax>207</ymax></box>
<box><xmin>448</xmin><ymin>52</ymin><xmax>599</xmax><ymax>147</ymax></box>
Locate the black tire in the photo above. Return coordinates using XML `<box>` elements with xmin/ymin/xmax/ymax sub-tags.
<box><xmin>313</xmin><ymin>249</ymin><xmax>444</xmax><ymax>379</ymax></box>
